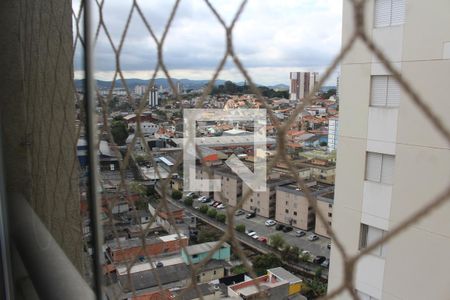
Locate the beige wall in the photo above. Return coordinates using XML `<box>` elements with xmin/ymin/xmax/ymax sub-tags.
<box><xmin>242</xmin><ymin>183</ymin><xmax>275</xmax><ymax>218</ymax></box>
<box><xmin>198</xmin><ymin>267</ymin><xmax>225</xmax><ymax>283</ymax></box>
<box><xmin>314</xmin><ymin>200</ymin><xmax>333</xmax><ymax>238</ymax></box>
<box><xmin>275</xmin><ymin>188</ymin><xmax>313</xmax><ymax>230</ymax></box>
<box><xmin>329</xmin><ymin>1</ymin><xmax>450</xmax><ymax>299</ymax></box>
<box><xmin>214</xmin><ymin>172</ymin><xmax>242</xmax><ymax>207</ymax></box>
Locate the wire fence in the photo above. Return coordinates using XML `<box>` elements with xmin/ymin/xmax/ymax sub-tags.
<box><xmin>67</xmin><ymin>0</ymin><xmax>450</xmax><ymax>299</ymax></box>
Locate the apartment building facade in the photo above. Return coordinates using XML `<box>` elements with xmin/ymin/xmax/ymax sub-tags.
<box><xmin>329</xmin><ymin>1</ymin><xmax>450</xmax><ymax>299</ymax></box>
<box><xmin>314</xmin><ymin>192</ymin><xmax>334</xmax><ymax>238</ymax></box>
<box><xmin>213</xmin><ymin>167</ymin><xmax>243</xmax><ymax>206</ymax></box>
<box><xmin>242</xmin><ymin>174</ymin><xmax>294</xmax><ymax>218</ymax></box>
<box><xmin>275</xmin><ymin>184</ymin><xmax>315</xmax><ymax>230</ymax></box>
<box><xmin>289</xmin><ymin>72</ymin><xmax>319</xmax><ymax>101</ymax></box>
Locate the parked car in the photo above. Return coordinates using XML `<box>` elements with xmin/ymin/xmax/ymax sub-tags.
<box><xmin>252</xmin><ymin>234</ymin><xmax>259</xmax><ymax>239</ymax></box>
<box><xmin>308</xmin><ymin>234</ymin><xmax>319</xmax><ymax>241</ymax></box>
<box><xmin>275</xmin><ymin>224</ymin><xmax>285</xmax><ymax>231</ymax></box>
<box><xmin>258</xmin><ymin>237</ymin><xmax>268</xmax><ymax>244</ymax></box>
<box><xmin>265</xmin><ymin>219</ymin><xmax>277</xmax><ymax>226</ymax></box>
<box><xmin>235</xmin><ymin>210</ymin><xmax>245</xmax><ymax>216</ymax></box>
<box><xmin>213</xmin><ymin>202</ymin><xmax>221</xmax><ymax>207</ymax></box>
<box><xmin>246</xmin><ymin>230</ymin><xmax>256</xmax><ymax>237</ymax></box>
<box><xmin>198</xmin><ymin>196</ymin><xmax>207</xmax><ymax>202</ymax></box>
<box><xmin>282</xmin><ymin>226</ymin><xmax>293</xmax><ymax>233</ymax></box>
<box><xmin>209</xmin><ymin>201</ymin><xmax>217</xmax><ymax>206</ymax></box>
<box><xmin>217</xmin><ymin>204</ymin><xmax>225</xmax><ymax>209</ymax></box>
<box><xmin>194</xmin><ymin>206</ymin><xmax>200</xmax><ymax>210</ymax></box>
<box><xmin>203</xmin><ymin>197</ymin><xmax>212</xmax><ymax>203</ymax></box>
<box><xmin>246</xmin><ymin>212</ymin><xmax>256</xmax><ymax>219</ymax></box>
<box><xmin>156</xmin><ymin>262</ymin><xmax>164</xmax><ymax>268</ymax></box>
<box><xmin>313</xmin><ymin>256</ymin><xmax>326</xmax><ymax>264</ymax></box>
<box><xmin>295</xmin><ymin>230</ymin><xmax>306</xmax><ymax>237</ymax></box>
<box><xmin>186</xmin><ymin>192</ymin><xmax>196</xmax><ymax>198</ymax></box>
<box><xmin>321</xmin><ymin>259</ymin><xmax>330</xmax><ymax>268</ymax></box>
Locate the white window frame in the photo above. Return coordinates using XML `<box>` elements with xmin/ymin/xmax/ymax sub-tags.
<box><xmin>359</xmin><ymin>223</ymin><xmax>387</xmax><ymax>258</ymax></box>
<box><xmin>365</xmin><ymin>152</ymin><xmax>395</xmax><ymax>185</ymax></box>
<box><xmin>370</xmin><ymin>75</ymin><xmax>401</xmax><ymax>107</ymax></box>
<box><xmin>374</xmin><ymin>0</ymin><xmax>406</xmax><ymax>28</ymax></box>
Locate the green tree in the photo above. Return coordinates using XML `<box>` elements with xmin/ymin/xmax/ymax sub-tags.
<box><xmin>304</xmin><ymin>278</ymin><xmax>327</xmax><ymax>298</ymax></box>
<box><xmin>198</xmin><ymin>227</ymin><xmax>221</xmax><ymax>243</ymax></box>
<box><xmin>281</xmin><ymin>245</ymin><xmax>300</xmax><ymax>263</ymax></box>
<box><xmin>172</xmin><ymin>190</ymin><xmax>182</xmax><ymax>200</ymax></box>
<box><xmin>184</xmin><ymin>197</ymin><xmax>193</xmax><ymax>206</ymax></box>
<box><xmin>111</xmin><ymin>116</ymin><xmax>129</xmax><ymax>145</ymax></box>
<box><xmin>216</xmin><ymin>213</ymin><xmax>226</xmax><ymax>223</ymax></box>
<box><xmin>269</xmin><ymin>234</ymin><xmax>285</xmax><ymax>250</ymax></box>
<box><xmin>300</xmin><ymin>251</ymin><xmax>312</xmax><ymax>262</ymax></box>
<box><xmin>235</xmin><ymin>224</ymin><xmax>246</xmax><ymax>233</ymax></box>
<box><xmin>207</xmin><ymin>208</ymin><xmax>217</xmax><ymax>218</ymax></box>
<box><xmin>199</xmin><ymin>205</ymin><xmax>209</xmax><ymax>214</ymax></box>
<box><xmin>252</xmin><ymin>253</ymin><xmax>282</xmax><ymax>276</ymax></box>
<box><xmin>231</xmin><ymin>265</ymin><xmax>247</xmax><ymax>275</ymax></box>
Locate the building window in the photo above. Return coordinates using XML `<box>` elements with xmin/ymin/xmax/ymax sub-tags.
<box><xmin>285</xmin><ymin>209</ymin><xmax>289</xmax><ymax>213</ymax></box>
<box><xmin>328</xmin><ymin>212</ymin><xmax>332</xmax><ymax>217</ymax></box>
<box><xmin>293</xmin><ymin>211</ymin><xmax>297</xmax><ymax>216</ymax></box>
<box><xmin>374</xmin><ymin>0</ymin><xmax>405</xmax><ymax>28</ymax></box>
<box><xmin>365</xmin><ymin>152</ymin><xmax>395</xmax><ymax>184</ymax></box>
<box><xmin>328</xmin><ymin>204</ymin><xmax>332</xmax><ymax>208</ymax></box>
<box><xmin>359</xmin><ymin>224</ymin><xmax>387</xmax><ymax>257</ymax></box>
<box><xmin>370</xmin><ymin>75</ymin><xmax>400</xmax><ymax>107</ymax></box>
<box><xmin>213</xmin><ymin>270</ymin><xmax>216</xmax><ymax>275</ymax></box>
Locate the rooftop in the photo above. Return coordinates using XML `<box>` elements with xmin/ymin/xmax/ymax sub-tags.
<box><xmin>268</xmin><ymin>267</ymin><xmax>302</xmax><ymax>284</ymax></box>
<box><xmin>184</xmin><ymin>241</ymin><xmax>230</xmax><ymax>256</ymax></box>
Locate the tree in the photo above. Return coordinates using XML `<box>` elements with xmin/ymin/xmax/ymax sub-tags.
<box><xmin>216</xmin><ymin>213</ymin><xmax>226</xmax><ymax>223</ymax></box>
<box><xmin>235</xmin><ymin>224</ymin><xmax>246</xmax><ymax>233</ymax></box>
<box><xmin>252</xmin><ymin>253</ymin><xmax>282</xmax><ymax>276</ymax></box>
<box><xmin>300</xmin><ymin>251</ymin><xmax>312</xmax><ymax>262</ymax></box>
<box><xmin>111</xmin><ymin>116</ymin><xmax>129</xmax><ymax>145</ymax></box>
<box><xmin>197</xmin><ymin>227</ymin><xmax>221</xmax><ymax>243</ymax></box>
<box><xmin>184</xmin><ymin>197</ymin><xmax>193</xmax><ymax>206</ymax></box>
<box><xmin>269</xmin><ymin>234</ymin><xmax>285</xmax><ymax>250</ymax></box>
<box><xmin>172</xmin><ymin>190</ymin><xmax>182</xmax><ymax>200</ymax></box>
<box><xmin>281</xmin><ymin>245</ymin><xmax>300</xmax><ymax>263</ymax></box>
<box><xmin>199</xmin><ymin>205</ymin><xmax>209</xmax><ymax>214</ymax></box>
<box><xmin>207</xmin><ymin>208</ymin><xmax>217</xmax><ymax>218</ymax></box>
<box><xmin>231</xmin><ymin>265</ymin><xmax>247</xmax><ymax>275</ymax></box>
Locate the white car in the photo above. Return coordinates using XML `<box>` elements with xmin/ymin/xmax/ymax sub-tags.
<box><xmin>198</xmin><ymin>196</ymin><xmax>207</xmax><ymax>202</ymax></box>
<box><xmin>217</xmin><ymin>204</ymin><xmax>225</xmax><ymax>209</ymax></box>
<box><xmin>247</xmin><ymin>230</ymin><xmax>256</xmax><ymax>237</ymax></box>
<box><xmin>265</xmin><ymin>219</ymin><xmax>277</xmax><ymax>226</ymax></box>
<box><xmin>252</xmin><ymin>235</ymin><xmax>259</xmax><ymax>239</ymax></box>
<box><xmin>308</xmin><ymin>234</ymin><xmax>319</xmax><ymax>241</ymax></box>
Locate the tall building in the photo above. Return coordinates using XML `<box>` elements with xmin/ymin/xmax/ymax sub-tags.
<box><xmin>327</xmin><ymin>117</ymin><xmax>339</xmax><ymax>153</ymax></box>
<box><xmin>329</xmin><ymin>1</ymin><xmax>450</xmax><ymax>300</ymax></box>
<box><xmin>289</xmin><ymin>72</ymin><xmax>319</xmax><ymax>101</ymax></box>
<box><xmin>149</xmin><ymin>86</ymin><xmax>159</xmax><ymax>107</ymax></box>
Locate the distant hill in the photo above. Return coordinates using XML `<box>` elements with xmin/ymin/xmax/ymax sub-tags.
<box><xmin>75</xmin><ymin>78</ymin><xmax>228</xmax><ymax>91</ymax></box>
<box><xmin>74</xmin><ymin>78</ymin><xmax>289</xmax><ymax>91</ymax></box>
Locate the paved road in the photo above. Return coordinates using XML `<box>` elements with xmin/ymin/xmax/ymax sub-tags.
<box><xmin>190</xmin><ymin>197</ymin><xmax>331</xmax><ymax>259</ymax></box>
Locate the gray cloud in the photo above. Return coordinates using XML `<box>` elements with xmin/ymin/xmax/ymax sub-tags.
<box><xmin>74</xmin><ymin>0</ymin><xmax>342</xmax><ymax>85</ymax></box>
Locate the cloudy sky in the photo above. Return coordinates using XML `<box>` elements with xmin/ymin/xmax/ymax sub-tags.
<box><xmin>74</xmin><ymin>0</ymin><xmax>343</xmax><ymax>86</ymax></box>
